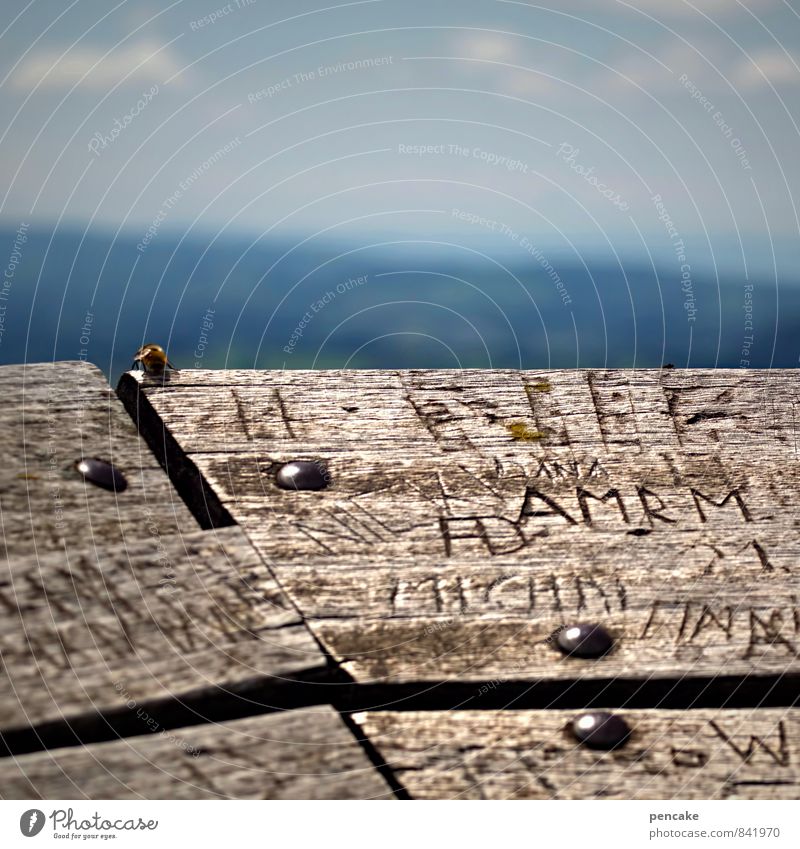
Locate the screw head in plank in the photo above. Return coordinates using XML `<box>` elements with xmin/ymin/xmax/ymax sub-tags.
<box><xmin>75</xmin><ymin>458</ymin><xmax>128</xmax><ymax>492</ymax></box>
<box><xmin>557</xmin><ymin>623</ymin><xmax>614</xmax><ymax>658</ymax></box>
<box><xmin>275</xmin><ymin>461</ymin><xmax>330</xmax><ymax>491</ymax></box>
<box><xmin>571</xmin><ymin>712</ymin><xmax>630</xmax><ymax>749</ymax></box>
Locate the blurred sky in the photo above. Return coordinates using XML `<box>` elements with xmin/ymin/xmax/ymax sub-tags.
<box><xmin>0</xmin><ymin>0</ymin><xmax>798</xmax><ymax>276</ymax></box>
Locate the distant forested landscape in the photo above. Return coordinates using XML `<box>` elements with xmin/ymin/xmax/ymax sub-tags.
<box><xmin>1</xmin><ymin>225</ymin><xmax>795</xmax><ymax>384</ymax></box>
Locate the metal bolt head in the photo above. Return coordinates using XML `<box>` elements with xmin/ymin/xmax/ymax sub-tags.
<box><xmin>75</xmin><ymin>458</ymin><xmax>128</xmax><ymax>492</ymax></box>
<box><xmin>275</xmin><ymin>460</ymin><xmax>329</xmax><ymax>491</ymax></box>
<box><xmin>557</xmin><ymin>623</ymin><xmax>613</xmax><ymax>658</ymax></box>
<box><xmin>571</xmin><ymin>712</ymin><xmax>630</xmax><ymax>749</ymax></box>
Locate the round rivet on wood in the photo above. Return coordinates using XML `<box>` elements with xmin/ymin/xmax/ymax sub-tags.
<box><xmin>557</xmin><ymin>623</ymin><xmax>613</xmax><ymax>658</ymax></box>
<box><xmin>275</xmin><ymin>460</ymin><xmax>329</xmax><ymax>491</ymax></box>
<box><xmin>75</xmin><ymin>458</ymin><xmax>128</xmax><ymax>492</ymax></box>
<box><xmin>571</xmin><ymin>712</ymin><xmax>630</xmax><ymax>749</ymax></box>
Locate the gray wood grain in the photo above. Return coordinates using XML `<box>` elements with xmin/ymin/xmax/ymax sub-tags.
<box><xmin>128</xmin><ymin>367</ymin><xmax>800</xmax><ymax>685</ymax></box>
<box><xmin>354</xmin><ymin>708</ymin><xmax>800</xmax><ymax>799</ymax></box>
<box><xmin>284</xmin><ymin>551</ymin><xmax>800</xmax><ymax>684</ymax></box>
<box><xmin>6</xmin><ymin>363</ymin><xmax>794</xmax><ymax>799</ymax></box>
<box><xmin>0</xmin><ymin>361</ymin><xmax>197</xmax><ymax>559</ymax></box>
<box><xmin>122</xmin><ymin>367</ymin><xmax>798</xmax><ymax>458</ymax></box>
<box><xmin>1</xmin><ymin>707</ymin><xmax>393</xmax><ymax>799</ymax></box>
<box><xmin>0</xmin><ymin>525</ymin><xmax>327</xmax><ymax>732</ymax></box>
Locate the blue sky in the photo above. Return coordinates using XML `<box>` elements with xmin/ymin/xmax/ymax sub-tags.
<box><xmin>1</xmin><ymin>0</ymin><xmax>799</xmax><ymax>276</ymax></box>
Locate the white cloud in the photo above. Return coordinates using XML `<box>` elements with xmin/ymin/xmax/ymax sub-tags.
<box><xmin>607</xmin><ymin>0</ymin><xmax>779</xmax><ymax>16</ymax></box>
<box><xmin>12</xmin><ymin>41</ymin><xmax>185</xmax><ymax>91</ymax></box>
<box><xmin>505</xmin><ymin>68</ymin><xmax>557</xmax><ymax>97</ymax></box>
<box><xmin>530</xmin><ymin>0</ymin><xmax>781</xmax><ymax>19</ymax></box>
<box><xmin>452</xmin><ymin>33</ymin><xmax>520</xmax><ymax>62</ymax></box>
<box><xmin>446</xmin><ymin>33</ymin><xmax>559</xmax><ymax>97</ymax></box>
<box><xmin>735</xmin><ymin>48</ymin><xmax>800</xmax><ymax>88</ymax></box>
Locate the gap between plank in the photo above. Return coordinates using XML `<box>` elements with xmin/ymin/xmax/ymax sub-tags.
<box><xmin>2</xmin><ymin>672</ymin><xmax>798</xmax><ymax>759</ymax></box>
<box><xmin>116</xmin><ymin>372</ymin><xmax>236</xmax><ymax>529</ymax></box>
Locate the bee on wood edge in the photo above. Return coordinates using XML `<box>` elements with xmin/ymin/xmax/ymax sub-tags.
<box><xmin>131</xmin><ymin>343</ymin><xmax>178</xmax><ymax>376</ymax></box>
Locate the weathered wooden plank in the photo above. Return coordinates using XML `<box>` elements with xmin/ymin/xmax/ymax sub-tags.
<box><xmin>199</xmin><ymin>452</ymin><xmax>793</xmax><ymax>556</ymax></box>
<box><xmin>353</xmin><ymin>709</ymin><xmax>800</xmax><ymax>799</ymax></box>
<box><xmin>120</xmin><ymin>368</ymin><xmax>799</xmax><ymax>458</ymax></box>
<box><xmin>0</xmin><ymin>526</ymin><xmax>327</xmax><ymax>734</ymax></box>
<box><xmin>1</xmin><ymin>707</ymin><xmax>393</xmax><ymax>799</ymax></box>
<box><xmin>124</xmin><ymin>368</ymin><xmax>800</xmax><ymax>686</ymax></box>
<box><xmin>122</xmin><ymin>369</ymin><xmax>800</xmax><ymax>559</ymax></box>
<box><xmin>0</xmin><ymin>361</ymin><xmax>197</xmax><ymax>559</ymax></box>
<box><xmin>259</xmin><ymin>538</ymin><xmax>800</xmax><ymax>685</ymax></box>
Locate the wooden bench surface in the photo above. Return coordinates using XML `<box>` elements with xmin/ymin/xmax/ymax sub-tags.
<box><xmin>3</xmin><ymin>708</ymin><xmax>393</xmax><ymax>800</ymax></box>
<box><xmin>121</xmin><ymin>368</ymin><xmax>800</xmax><ymax>685</ymax></box>
<box><xmin>1</xmin><ymin>363</ymin><xmax>798</xmax><ymax>799</ymax></box>
<box><xmin>353</xmin><ymin>709</ymin><xmax>800</xmax><ymax>799</ymax></box>
<box><xmin>0</xmin><ymin>362</ymin><xmax>196</xmax><ymax>559</ymax></box>
<box><xmin>0</xmin><ymin>526</ymin><xmax>327</xmax><ymax>732</ymax></box>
